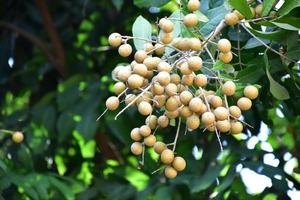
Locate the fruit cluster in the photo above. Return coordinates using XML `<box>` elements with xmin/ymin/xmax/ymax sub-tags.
<box><xmin>103</xmin><ymin>0</ymin><xmax>259</xmax><ymax>178</ymax></box>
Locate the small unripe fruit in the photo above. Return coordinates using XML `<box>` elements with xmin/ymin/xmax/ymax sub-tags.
<box><xmin>194</xmin><ymin>74</ymin><xmax>207</xmax><ymax>87</ymax></box>
<box><xmin>219</xmin><ymin>51</ymin><xmax>233</xmax><ymax>63</ymax></box>
<box><xmin>131</xmin><ymin>142</ymin><xmax>143</xmax><ymax>155</ymax></box>
<box><xmin>202</xmin><ymin>112</ymin><xmax>215</xmax><ymax>125</ymax></box>
<box><xmin>139</xmin><ymin>125</ymin><xmax>151</xmax><ymax>137</ymax></box>
<box><xmin>108</xmin><ymin>33</ymin><xmax>122</xmax><ymax>47</ymax></box>
<box><xmin>229</xmin><ymin>106</ymin><xmax>241</xmax><ymax>118</ymax></box>
<box><xmin>157</xmin><ymin>71</ymin><xmax>171</xmax><ymax>86</ymax></box>
<box><xmin>161</xmin><ymin>149</ymin><xmax>175</xmax><ymax>164</ymax></box>
<box><xmin>187</xmin><ymin>0</ymin><xmax>201</xmax><ymax>12</ymax></box>
<box><xmin>233</xmin><ymin>10</ymin><xmax>244</xmax><ymax>20</ymax></box>
<box><xmin>237</xmin><ymin>97</ymin><xmax>252</xmax><ymax>111</ymax></box>
<box><xmin>164</xmin><ymin>166</ymin><xmax>177</xmax><ymax>179</ymax></box>
<box><xmin>118</xmin><ymin>44</ymin><xmax>132</xmax><ymax>57</ymax></box>
<box><xmin>127</xmin><ymin>74</ymin><xmax>144</xmax><ymax>89</ymax></box>
<box><xmin>154</xmin><ymin>141</ymin><xmax>167</xmax><ymax>154</ymax></box>
<box><xmin>113</xmin><ymin>82</ymin><xmax>126</xmax><ymax>95</ymax></box>
<box><xmin>146</xmin><ymin>115</ymin><xmax>158</xmax><ymax>129</ymax></box>
<box><xmin>189</xmin><ymin>37</ymin><xmax>202</xmax><ymax>51</ymax></box>
<box><xmin>144</xmin><ymin>43</ymin><xmax>154</xmax><ymax>53</ymax></box>
<box><xmin>106</xmin><ymin>96</ymin><xmax>119</xmax><ymax>111</ymax></box>
<box><xmin>189</xmin><ymin>97</ymin><xmax>203</xmax><ymax>113</ymax></box>
<box><xmin>12</xmin><ymin>131</ymin><xmax>24</xmax><ymax>143</ymax></box>
<box><xmin>216</xmin><ymin>120</ymin><xmax>231</xmax><ymax>133</ymax></box>
<box><xmin>188</xmin><ymin>56</ymin><xmax>202</xmax><ymax>71</ymax></box>
<box><xmin>159</xmin><ymin>18</ymin><xmax>174</xmax><ymax>33</ymax></box>
<box><xmin>244</xmin><ymin>85</ymin><xmax>258</xmax><ymax>100</ymax></box>
<box><xmin>255</xmin><ymin>4</ymin><xmax>263</xmax><ymax>17</ymax></box>
<box><xmin>154</xmin><ymin>43</ymin><xmax>165</xmax><ymax>55</ymax></box>
<box><xmin>214</xmin><ymin>107</ymin><xmax>229</xmax><ymax>120</ymax></box>
<box><xmin>224</xmin><ymin>13</ymin><xmax>239</xmax><ymax>26</ymax></box>
<box><xmin>210</xmin><ymin>96</ymin><xmax>223</xmax><ymax>108</ymax></box>
<box><xmin>222</xmin><ymin>81</ymin><xmax>236</xmax><ymax>96</ymax></box>
<box><xmin>230</xmin><ymin>121</ymin><xmax>243</xmax><ymax>134</ymax></box>
<box><xmin>217</xmin><ymin>39</ymin><xmax>231</xmax><ymax>53</ymax></box>
<box><xmin>170</xmin><ymin>74</ymin><xmax>181</xmax><ymax>85</ymax></box>
<box><xmin>165</xmin><ymin>83</ymin><xmax>178</xmax><ymax>96</ymax></box>
<box><xmin>161</xmin><ymin>32</ymin><xmax>173</xmax><ymax>44</ymax></box>
<box><xmin>166</xmin><ymin>96</ymin><xmax>179</xmax><ymax>112</ymax></box>
<box><xmin>130</xmin><ymin>128</ymin><xmax>142</xmax><ymax>141</ymax></box>
<box><xmin>181</xmin><ymin>75</ymin><xmax>194</xmax><ymax>86</ymax></box>
<box><xmin>187</xmin><ymin>114</ymin><xmax>200</xmax><ymax>130</ymax></box>
<box><xmin>138</xmin><ymin>101</ymin><xmax>153</xmax><ymax>116</ymax></box>
<box><xmin>157</xmin><ymin>61</ymin><xmax>172</xmax><ymax>73</ymax></box>
<box><xmin>184</xmin><ymin>13</ymin><xmax>199</xmax><ymax>27</ymax></box>
<box><xmin>172</xmin><ymin>156</ymin><xmax>186</xmax><ymax>171</ymax></box>
<box><xmin>144</xmin><ymin>135</ymin><xmax>156</xmax><ymax>147</ymax></box>
<box><xmin>133</xmin><ymin>64</ymin><xmax>148</xmax><ymax>77</ymax></box>
<box><xmin>157</xmin><ymin>115</ymin><xmax>169</xmax><ymax>128</ymax></box>
<box><xmin>134</xmin><ymin>50</ymin><xmax>147</xmax><ymax>63</ymax></box>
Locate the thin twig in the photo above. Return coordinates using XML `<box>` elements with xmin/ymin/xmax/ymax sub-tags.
<box><xmin>172</xmin><ymin>117</ymin><xmax>182</xmax><ymax>152</ymax></box>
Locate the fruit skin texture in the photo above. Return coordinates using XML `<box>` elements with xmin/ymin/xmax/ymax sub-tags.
<box><xmin>138</xmin><ymin>101</ymin><xmax>153</xmax><ymax>116</ymax></box>
<box><xmin>184</xmin><ymin>13</ymin><xmax>198</xmax><ymax>27</ymax></box>
<box><xmin>131</xmin><ymin>142</ymin><xmax>143</xmax><ymax>155</ymax></box>
<box><xmin>12</xmin><ymin>131</ymin><xmax>24</xmax><ymax>143</ymax></box>
<box><xmin>222</xmin><ymin>81</ymin><xmax>236</xmax><ymax>96</ymax></box>
<box><xmin>187</xmin><ymin>114</ymin><xmax>200</xmax><ymax>130</ymax></box>
<box><xmin>106</xmin><ymin>96</ymin><xmax>120</xmax><ymax>111</ymax></box>
<box><xmin>134</xmin><ymin>50</ymin><xmax>147</xmax><ymax>63</ymax></box>
<box><xmin>127</xmin><ymin>74</ymin><xmax>144</xmax><ymax>89</ymax></box>
<box><xmin>154</xmin><ymin>43</ymin><xmax>165</xmax><ymax>55</ymax></box>
<box><xmin>218</xmin><ymin>39</ymin><xmax>231</xmax><ymax>53</ymax></box>
<box><xmin>229</xmin><ymin>105</ymin><xmax>241</xmax><ymax>118</ymax></box>
<box><xmin>188</xmin><ymin>56</ymin><xmax>202</xmax><ymax>71</ymax></box>
<box><xmin>244</xmin><ymin>85</ymin><xmax>258</xmax><ymax>100</ymax></box>
<box><xmin>130</xmin><ymin>128</ymin><xmax>142</xmax><ymax>141</ymax></box>
<box><xmin>144</xmin><ymin>135</ymin><xmax>156</xmax><ymax>147</ymax></box>
<box><xmin>139</xmin><ymin>125</ymin><xmax>151</xmax><ymax>137</ymax></box>
<box><xmin>108</xmin><ymin>33</ymin><xmax>122</xmax><ymax>47</ymax></box>
<box><xmin>233</xmin><ymin>10</ymin><xmax>244</xmax><ymax>20</ymax></box>
<box><xmin>172</xmin><ymin>156</ymin><xmax>186</xmax><ymax>171</ymax></box>
<box><xmin>230</xmin><ymin>121</ymin><xmax>243</xmax><ymax>134</ymax></box>
<box><xmin>157</xmin><ymin>116</ymin><xmax>169</xmax><ymax>128</ymax></box>
<box><xmin>224</xmin><ymin>13</ymin><xmax>239</xmax><ymax>26</ymax></box>
<box><xmin>118</xmin><ymin>44</ymin><xmax>132</xmax><ymax>57</ymax></box>
<box><xmin>219</xmin><ymin>51</ymin><xmax>233</xmax><ymax>63</ymax></box>
<box><xmin>237</xmin><ymin>97</ymin><xmax>252</xmax><ymax>111</ymax></box>
<box><xmin>113</xmin><ymin>82</ymin><xmax>126</xmax><ymax>95</ymax></box>
<box><xmin>160</xmin><ymin>149</ymin><xmax>175</xmax><ymax>164</ymax></box>
<box><xmin>214</xmin><ymin>107</ymin><xmax>229</xmax><ymax>121</ymax></box>
<box><xmin>187</xmin><ymin>0</ymin><xmax>201</xmax><ymax>12</ymax></box>
<box><xmin>216</xmin><ymin>120</ymin><xmax>231</xmax><ymax>133</ymax></box>
<box><xmin>194</xmin><ymin>74</ymin><xmax>207</xmax><ymax>87</ymax></box>
<box><xmin>164</xmin><ymin>166</ymin><xmax>177</xmax><ymax>179</ymax></box>
<box><xmin>201</xmin><ymin>112</ymin><xmax>215</xmax><ymax>125</ymax></box>
<box><xmin>255</xmin><ymin>4</ymin><xmax>263</xmax><ymax>17</ymax></box>
<box><xmin>154</xmin><ymin>141</ymin><xmax>166</xmax><ymax>154</ymax></box>
<box><xmin>159</xmin><ymin>18</ymin><xmax>174</xmax><ymax>33</ymax></box>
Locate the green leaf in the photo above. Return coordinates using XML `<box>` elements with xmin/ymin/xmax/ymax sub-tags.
<box><xmin>264</xmin><ymin>54</ymin><xmax>290</xmax><ymax>100</ymax></box>
<box><xmin>134</xmin><ymin>0</ymin><xmax>169</xmax><ymax>8</ymax></box>
<box><xmin>262</xmin><ymin>0</ymin><xmax>276</xmax><ymax>16</ymax></box>
<box><xmin>49</xmin><ymin>176</ymin><xmax>75</xmax><ymax>200</ymax></box>
<box><xmin>112</xmin><ymin>0</ymin><xmax>124</xmax><ymax>11</ymax></box>
<box><xmin>274</xmin><ymin>16</ymin><xmax>300</xmax><ymax>29</ymax></box>
<box><xmin>272</xmin><ymin>22</ymin><xmax>299</xmax><ymax>31</ymax></box>
<box><xmin>247</xmin><ymin>28</ymin><xmax>289</xmax><ymax>41</ymax></box>
<box><xmin>155</xmin><ymin>186</ymin><xmax>172</xmax><ymax>200</ymax></box>
<box><xmin>132</xmin><ymin>16</ymin><xmax>152</xmax><ymax>50</ymax></box>
<box><xmin>278</xmin><ymin>1</ymin><xmax>300</xmax><ymax>16</ymax></box>
<box><xmin>228</xmin><ymin>0</ymin><xmax>253</xmax><ymax>19</ymax></box>
<box><xmin>195</xmin><ymin>10</ymin><xmax>209</xmax><ymax>23</ymax></box>
<box><xmin>244</xmin><ymin>37</ymin><xmax>270</xmax><ymax>49</ymax></box>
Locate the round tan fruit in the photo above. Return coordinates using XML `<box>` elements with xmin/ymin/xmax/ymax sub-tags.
<box><xmin>127</xmin><ymin>74</ymin><xmax>144</xmax><ymax>89</ymax></box>
<box><xmin>146</xmin><ymin>115</ymin><xmax>158</xmax><ymax>129</ymax></box>
<box><xmin>184</xmin><ymin>13</ymin><xmax>198</xmax><ymax>27</ymax></box>
<box><xmin>12</xmin><ymin>131</ymin><xmax>24</xmax><ymax>143</ymax></box>
<box><xmin>179</xmin><ymin>106</ymin><xmax>193</xmax><ymax>118</ymax></box>
<box><xmin>224</xmin><ymin>13</ymin><xmax>239</xmax><ymax>26</ymax></box>
<box><xmin>164</xmin><ymin>166</ymin><xmax>177</xmax><ymax>179</ymax></box>
<box><xmin>108</xmin><ymin>33</ymin><xmax>122</xmax><ymax>47</ymax></box>
<box><xmin>144</xmin><ymin>43</ymin><xmax>154</xmax><ymax>53</ymax></box>
<box><xmin>210</xmin><ymin>96</ymin><xmax>223</xmax><ymax>108</ymax></box>
<box><xmin>139</xmin><ymin>125</ymin><xmax>151</xmax><ymax>137</ymax></box>
<box><xmin>166</xmin><ymin>96</ymin><xmax>179</xmax><ymax>112</ymax></box>
<box><xmin>130</xmin><ymin>128</ymin><xmax>142</xmax><ymax>141</ymax></box>
<box><xmin>144</xmin><ymin>135</ymin><xmax>156</xmax><ymax>147</ymax></box>
<box><xmin>133</xmin><ymin>63</ymin><xmax>148</xmax><ymax>77</ymax></box>
<box><xmin>189</xmin><ymin>37</ymin><xmax>202</xmax><ymax>51</ymax></box>
<box><xmin>182</xmin><ymin>75</ymin><xmax>194</xmax><ymax>86</ymax></box>
<box><xmin>230</xmin><ymin>121</ymin><xmax>243</xmax><ymax>134</ymax></box>
<box><xmin>138</xmin><ymin>101</ymin><xmax>153</xmax><ymax>115</ymax></box>
<box><xmin>229</xmin><ymin>106</ymin><xmax>241</xmax><ymax>118</ymax></box>
<box><xmin>113</xmin><ymin>82</ymin><xmax>126</xmax><ymax>95</ymax></box>
<box><xmin>106</xmin><ymin>96</ymin><xmax>119</xmax><ymax>111</ymax></box>
<box><xmin>154</xmin><ymin>43</ymin><xmax>165</xmax><ymax>55</ymax></box>
<box><xmin>187</xmin><ymin>0</ymin><xmax>201</xmax><ymax>12</ymax></box>
<box><xmin>237</xmin><ymin>97</ymin><xmax>252</xmax><ymax>111</ymax></box>
<box><xmin>116</xmin><ymin>67</ymin><xmax>131</xmax><ymax>82</ymax></box>
<box><xmin>214</xmin><ymin>107</ymin><xmax>229</xmax><ymax>121</ymax></box>
<box><xmin>244</xmin><ymin>85</ymin><xmax>258</xmax><ymax>100</ymax></box>
<box><xmin>216</xmin><ymin>120</ymin><xmax>231</xmax><ymax>133</ymax></box>
<box><xmin>118</xmin><ymin>44</ymin><xmax>132</xmax><ymax>57</ymax></box>
<box><xmin>170</xmin><ymin>74</ymin><xmax>181</xmax><ymax>84</ymax></box>
<box><xmin>217</xmin><ymin>39</ymin><xmax>231</xmax><ymax>53</ymax></box>
<box><xmin>134</xmin><ymin>50</ymin><xmax>147</xmax><ymax>63</ymax></box>
<box><xmin>222</xmin><ymin>80</ymin><xmax>236</xmax><ymax>96</ymax></box>
<box><xmin>161</xmin><ymin>32</ymin><xmax>173</xmax><ymax>44</ymax></box>
<box><xmin>189</xmin><ymin>97</ymin><xmax>203</xmax><ymax>113</ymax></box>
<box><xmin>172</xmin><ymin>156</ymin><xmax>186</xmax><ymax>171</ymax></box>
<box><xmin>154</xmin><ymin>141</ymin><xmax>166</xmax><ymax>154</ymax></box>
<box><xmin>131</xmin><ymin>142</ymin><xmax>143</xmax><ymax>155</ymax></box>
<box><xmin>157</xmin><ymin>61</ymin><xmax>172</xmax><ymax>73</ymax></box>
<box><xmin>194</xmin><ymin>74</ymin><xmax>207</xmax><ymax>87</ymax></box>
<box><xmin>219</xmin><ymin>51</ymin><xmax>233</xmax><ymax>63</ymax></box>
<box><xmin>233</xmin><ymin>10</ymin><xmax>244</xmax><ymax>20</ymax></box>
<box><xmin>161</xmin><ymin>149</ymin><xmax>175</xmax><ymax>164</ymax></box>
<box><xmin>201</xmin><ymin>112</ymin><xmax>215</xmax><ymax>125</ymax></box>
<box><xmin>156</xmin><ymin>71</ymin><xmax>171</xmax><ymax>86</ymax></box>
<box><xmin>187</xmin><ymin>114</ymin><xmax>200</xmax><ymax>130</ymax></box>
<box><xmin>159</xmin><ymin>18</ymin><xmax>174</xmax><ymax>33</ymax></box>
<box><xmin>165</xmin><ymin>83</ymin><xmax>178</xmax><ymax>96</ymax></box>
<box><xmin>188</xmin><ymin>56</ymin><xmax>202</xmax><ymax>71</ymax></box>
<box><xmin>157</xmin><ymin>115</ymin><xmax>169</xmax><ymax>128</ymax></box>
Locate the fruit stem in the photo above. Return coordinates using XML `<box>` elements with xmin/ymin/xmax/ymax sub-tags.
<box><xmin>96</xmin><ymin>108</ymin><xmax>108</xmax><ymax>121</ymax></box>
<box><xmin>0</xmin><ymin>129</ymin><xmax>14</xmax><ymax>135</ymax></box>
<box><xmin>230</xmin><ymin>114</ymin><xmax>254</xmax><ymax>128</ymax></box>
<box><xmin>172</xmin><ymin>117</ymin><xmax>182</xmax><ymax>152</ymax></box>
<box><xmin>215</xmin><ymin>129</ymin><xmax>224</xmax><ymax>152</ymax></box>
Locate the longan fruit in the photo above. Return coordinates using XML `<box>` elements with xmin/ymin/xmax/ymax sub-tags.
<box><xmin>12</xmin><ymin>131</ymin><xmax>24</xmax><ymax>143</ymax></box>
<box><xmin>130</xmin><ymin>128</ymin><xmax>142</xmax><ymax>141</ymax></box>
<box><xmin>134</xmin><ymin>50</ymin><xmax>147</xmax><ymax>63</ymax></box>
<box><xmin>152</xmin><ymin>83</ymin><xmax>165</xmax><ymax>95</ymax></box>
<box><xmin>244</xmin><ymin>85</ymin><xmax>258</xmax><ymax>100</ymax></box>
<box><xmin>139</xmin><ymin>125</ymin><xmax>151</xmax><ymax>137</ymax></box>
<box><xmin>188</xmin><ymin>56</ymin><xmax>202</xmax><ymax>71</ymax></box>
<box><xmin>237</xmin><ymin>97</ymin><xmax>252</xmax><ymax>111</ymax></box>
<box><xmin>127</xmin><ymin>74</ymin><xmax>144</xmax><ymax>89</ymax></box>
<box><xmin>179</xmin><ymin>106</ymin><xmax>193</xmax><ymax>118</ymax></box>
<box><xmin>154</xmin><ymin>95</ymin><xmax>167</xmax><ymax>108</ymax></box>
<box><xmin>187</xmin><ymin>0</ymin><xmax>201</xmax><ymax>12</ymax></box>
<box><xmin>178</xmin><ymin>38</ymin><xmax>190</xmax><ymax>51</ymax></box>
<box><xmin>222</xmin><ymin>80</ymin><xmax>236</xmax><ymax>96</ymax></box>
<box><xmin>143</xmin><ymin>57</ymin><xmax>160</xmax><ymax>70</ymax></box>
<box><xmin>165</xmin><ymin>83</ymin><xmax>178</xmax><ymax>96</ymax></box>
<box><xmin>144</xmin><ymin>135</ymin><xmax>156</xmax><ymax>147</ymax></box>
<box><xmin>138</xmin><ymin>101</ymin><xmax>153</xmax><ymax>116</ymax></box>
<box><xmin>154</xmin><ymin>43</ymin><xmax>165</xmax><ymax>55</ymax></box>
<box><xmin>210</xmin><ymin>96</ymin><xmax>223</xmax><ymax>108</ymax></box>
<box><xmin>197</xmin><ymin>103</ymin><xmax>207</xmax><ymax>114</ymax></box>
<box><xmin>233</xmin><ymin>10</ymin><xmax>244</xmax><ymax>20</ymax></box>
<box><xmin>131</xmin><ymin>142</ymin><xmax>143</xmax><ymax>155</ymax></box>
<box><xmin>161</xmin><ymin>32</ymin><xmax>173</xmax><ymax>44</ymax></box>
<box><xmin>189</xmin><ymin>97</ymin><xmax>203</xmax><ymax>113</ymax></box>
<box><xmin>184</xmin><ymin>13</ymin><xmax>199</xmax><ymax>27</ymax></box>
<box><xmin>230</xmin><ymin>121</ymin><xmax>243</xmax><ymax>134</ymax></box>
<box><xmin>166</xmin><ymin>96</ymin><xmax>179</xmax><ymax>111</ymax></box>
<box><xmin>182</xmin><ymin>75</ymin><xmax>194</xmax><ymax>86</ymax></box>
<box><xmin>217</xmin><ymin>39</ymin><xmax>231</xmax><ymax>53</ymax></box>
<box><xmin>154</xmin><ymin>141</ymin><xmax>166</xmax><ymax>154</ymax></box>
<box><xmin>144</xmin><ymin>43</ymin><xmax>154</xmax><ymax>53</ymax></box>
<box><xmin>194</xmin><ymin>74</ymin><xmax>208</xmax><ymax>87</ymax></box>
<box><xmin>133</xmin><ymin>63</ymin><xmax>148</xmax><ymax>77</ymax></box>
<box><xmin>165</xmin><ymin>110</ymin><xmax>179</xmax><ymax>119</ymax></box>
<box><xmin>177</xmin><ymin>84</ymin><xmax>187</xmax><ymax>93</ymax></box>
<box><xmin>157</xmin><ymin>71</ymin><xmax>171</xmax><ymax>86</ymax></box>
<box><xmin>113</xmin><ymin>82</ymin><xmax>126</xmax><ymax>95</ymax></box>
<box><xmin>117</xmin><ymin>67</ymin><xmax>131</xmax><ymax>82</ymax></box>
<box><xmin>161</xmin><ymin>149</ymin><xmax>175</xmax><ymax>164</ymax></box>
<box><xmin>214</xmin><ymin>106</ymin><xmax>229</xmax><ymax>120</ymax></box>
<box><xmin>108</xmin><ymin>33</ymin><xmax>122</xmax><ymax>47</ymax></box>
<box><xmin>164</xmin><ymin>166</ymin><xmax>177</xmax><ymax>179</ymax></box>
<box><xmin>206</xmin><ymin>124</ymin><xmax>216</xmax><ymax>132</ymax></box>
<box><xmin>157</xmin><ymin>115</ymin><xmax>169</xmax><ymax>128</ymax></box>
<box><xmin>157</xmin><ymin>61</ymin><xmax>172</xmax><ymax>72</ymax></box>
<box><xmin>118</xmin><ymin>44</ymin><xmax>132</xmax><ymax>57</ymax></box>
<box><xmin>125</xmin><ymin>94</ymin><xmax>136</xmax><ymax>105</ymax></box>
<box><xmin>159</xmin><ymin>18</ymin><xmax>174</xmax><ymax>33</ymax></box>
<box><xmin>146</xmin><ymin>115</ymin><xmax>158</xmax><ymax>129</ymax></box>
<box><xmin>216</xmin><ymin>120</ymin><xmax>231</xmax><ymax>133</ymax></box>
<box><xmin>224</xmin><ymin>13</ymin><xmax>239</xmax><ymax>26</ymax></box>
<box><xmin>255</xmin><ymin>4</ymin><xmax>263</xmax><ymax>17</ymax></box>
<box><xmin>180</xmin><ymin>62</ymin><xmax>193</xmax><ymax>75</ymax></box>
<box><xmin>179</xmin><ymin>91</ymin><xmax>193</xmax><ymax>105</ymax></box>
<box><xmin>170</xmin><ymin>74</ymin><xmax>181</xmax><ymax>85</ymax></box>
<box><xmin>202</xmin><ymin>111</ymin><xmax>216</xmax><ymax>125</ymax></box>
<box><xmin>189</xmin><ymin>37</ymin><xmax>202</xmax><ymax>51</ymax></box>
<box><xmin>187</xmin><ymin>114</ymin><xmax>200</xmax><ymax>130</ymax></box>
<box><xmin>106</xmin><ymin>96</ymin><xmax>119</xmax><ymax>111</ymax></box>
<box><xmin>172</xmin><ymin>156</ymin><xmax>186</xmax><ymax>171</ymax></box>
<box><xmin>219</xmin><ymin>51</ymin><xmax>233</xmax><ymax>64</ymax></box>
<box><xmin>229</xmin><ymin>106</ymin><xmax>241</xmax><ymax>118</ymax></box>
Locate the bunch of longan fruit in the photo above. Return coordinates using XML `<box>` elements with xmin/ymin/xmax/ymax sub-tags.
<box><xmin>103</xmin><ymin>0</ymin><xmax>259</xmax><ymax>179</ymax></box>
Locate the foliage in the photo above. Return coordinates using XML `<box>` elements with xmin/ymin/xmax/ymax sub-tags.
<box><xmin>0</xmin><ymin>0</ymin><xmax>300</xmax><ymax>199</ymax></box>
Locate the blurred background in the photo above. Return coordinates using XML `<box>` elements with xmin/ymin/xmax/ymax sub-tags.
<box><xmin>0</xmin><ymin>0</ymin><xmax>300</xmax><ymax>199</ymax></box>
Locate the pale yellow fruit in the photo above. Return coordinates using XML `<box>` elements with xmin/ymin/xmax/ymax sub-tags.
<box><xmin>187</xmin><ymin>0</ymin><xmax>201</xmax><ymax>12</ymax></box>
<box><xmin>157</xmin><ymin>115</ymin><xmax>169</xmax><ymax>128</ymax></box>
<box><xmin>218</xmin><ymin>39</ymin><xmax>231</xmax><ymax>53</ymax></box>
<box><xmin>165</xmin><ymin>83</ymin><xmax>178</xmax><ymax>96</ymax></box>
<box><xmin>133</xmin><ymin>63</ymin><xmax>148</xmax><ymax>77</ymax></box>
<box><xmin>127</xmin><ymin>74</ymin><xmax>144</xmax><ymax>89</ymax></box>
<box><xmin>188</xmin><ymin>56</ymin><xmax>202</xmax><ymax>71</ymax></box>
<box><xmin>144</xmin><ymin>135</ymin><xmax>156</xmax><ymax>147</ymax></box>
<box><xmin>214</xmin><ymin>106</ymin><xmax>229</xmax><ymax>120</ymax></box>
<box><xmin>244</xmin><ymin>85</ymin><xmax>259</xmax><ymax>100</ymax></box>
<box><xmin>189</xmin><ymin>37</ymin><xmax>202</xmax><ymax>51</ymax></box>
<box><xmin>230</xmin><ymin>121</ymin><xmax>243</xmax><ymax>134</ymax></box>
<box><xmin>139</xmin><ymin>125</ymin><xmax>151</xmax><ymax>137</ymax></box>
<box><xmin>210</xmin><ymin>96</ymin><xmax>223</xmax><ymax>108</ymax></box>
<box><xmin>134</xmin><ymin>50</ymin><xmax>147</xmax><ymax>63</ymax></box>
<box><xmin>138</xmin><ymin>101</ymin><xmax>153</xmax><ymax>115</ymax></box>
<box><xmin>164</xmin><ymin>166</ymin><xmax>177</xmax><ymax>179</ymax></box>
<box><xmin>172</xmin><ymin>156</ymin><xmax>186</xmax><ymax>171</ymax></box>
<box><xmin>216</xmin><ymin>120</ymin><xmax>231</xmax><ymax>133</ymax></box>
<box><xmin>131</xmin><ymin>142</ymin><xmax>143</xmax><ymax>155</ymax></box>
<box><xmin>229</xmin><ymin>106</ymin><xmax>241</xmax><ymax>118</ymax></box>
<box><xmin>166</xmin><ymin>96</ymin><xmax>179</xmax><ymax>111</ymax></box>
<box><xmin>189</xmin><ymin>97</ymin><xmax>203</xmax><ymax>113</ymax></box>
<box><xmin>154</xmin><ymin>43</ymin><xmax>165</xmax><ymax>55</ymax></box>
<box><xmin>219</xmin><ymin>51</ymin><xmax>233</xmax><ymax>63</ymax></box>
<box><xmin>156</xmin><ymin>71</ymin><xmax>171</xmax><ymax>86</ymax></box>
<box><xmin>12</xmin><ymin>131</ymin><xmax>24</xmax><ymax>143</ymax></box>
<box><xmin>161</xmin><ymin>32</ymin><xmax>173</xmax><ymax>44</ymax></box>
<box><xmin>222</xmin><ymin>81</ymin><xmax>236</xmax><ymax>96</ymax></box>
<box><xmin>154</xmin><ymin>141</ymin><xmax>167</xmax><ymax>154</ymax></box>
<box><xmin>157</xmin><ymin>61</ymin><xmax>172</xmax><ymax>72</ymax></box>
<box><xmin>187</xmin><ymin>114</ymin><xmax>200</xmax><ymax>130</ymax></box>
<box><xmin>181</xmin><ymin>75</ymin><xmax>194</xmax><ymax>86</ymax></box>
<box><xmin>179</xmin><ymin>106</ymin><xmax>193</xmax><ymax>118</ymax></box>
<box><xmin>118</xmin><ymin>44</ymin><xmax>132</xmax><ymax>57</ymax></box>
<box><xmin>184</xmin><ymin>13</ymin><xmax>198</xmax><ymax>27</ymax></box>
<box><xmin>113</xmin><ymin>82</ymin><xmax>126</xmax><ymax>95</ymax></box>
<box><xmin>180</xmin><ymin>91</ymin><xmax>193</xmax><ymax>105</ymax></box>
<box><xmin>224</xmin><ymin>13</ymin><xmax>239</xmax><ymax>26</ymax></box>
<box><xmin>194</xmin><ymin>74</ymin><xmax>207</xmax><ymax>87</ymax></box>
<box><xmin>108</xmin><ymin>33</ymin><xmax>122</xmax><ymax>47</ymax></box>
<box><xmin>146</xmin><ymin>115</ymin><xmax>158</xmax><ymax>129</ymax></box>
<box><xmin>106</xmin><ymin>96</ymin><xmax>119</xmax><ymax>111</ymax></box>
<box><xmin>159</xmin><ymin>18</ymin><xmax>174</xmax><ymax>33</ymax></box>
<box><xmin>201</xmin><ymin>112</ymin><xmax>215</xmax><ymax>125</ymax></box>
<box><xmin>237</xmin><ymin>97</ymin><xmax>252</xmax><ymax>111</ymax></box>
<box><xmin>130</xmin><ymin>128</ymin><xmax>142</xmax><ymax>141</ymax></box>
<box><xmin>161</xmin><ymin>149</ymin><xmax>175</xmax><ymax>164</ymax></box>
